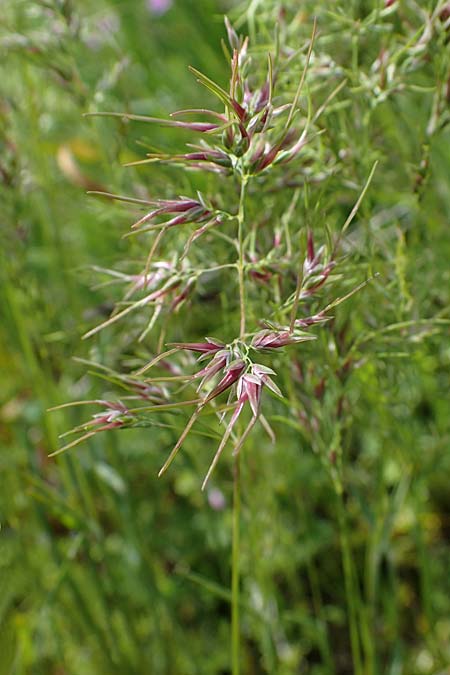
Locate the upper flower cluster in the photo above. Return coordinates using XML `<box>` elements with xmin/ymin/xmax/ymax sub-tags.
<box><xmin>90</xmin><ymin>16</ymin><xmax>317</xmax><ymax>182</ymax></box>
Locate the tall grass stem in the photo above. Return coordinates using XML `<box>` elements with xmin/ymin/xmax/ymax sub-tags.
<box><xmin>237</xmin><ymin>175</ymin><xmax>248</xmax><ymax>338</ymax></box>
<box><xmin>232</xmin><ymin>452</ymin><xmax>241</xmax><ymax>675</ymax></box>
<box><xmin>334</xmin><ymin>476</ymin><xmax>364</xmax><ymax>675</ymax></box>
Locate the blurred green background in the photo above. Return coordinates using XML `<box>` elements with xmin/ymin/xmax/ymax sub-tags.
<box><xmin>1</xmin><ymin>1</ymin><xmax>449</xmax><ymax>674</ymax></box>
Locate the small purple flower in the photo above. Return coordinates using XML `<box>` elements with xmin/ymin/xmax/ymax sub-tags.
<box><xmin>208</xmin><ymin>487</ymin><xmax>226</xmax><ymax>510</ymax></box>
<box><xmin>147</xmin><ymin>0</ymin><xmax>172</xmax><ymax>16</ymax></box>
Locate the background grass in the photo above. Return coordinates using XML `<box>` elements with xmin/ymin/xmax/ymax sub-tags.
<box><xmin>1</xmin><ymin>1</ymin><xmax>449</xmax><ymax>674</ymax></box>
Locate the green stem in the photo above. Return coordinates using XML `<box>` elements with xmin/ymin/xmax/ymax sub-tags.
<box><xmin>231</xmin><ymin>170</ymin><xmax>248</xmax><ymax>673</ymax></box>
<box><xmin>334</xmin><ymin>477</ymin><xmax>364</xmax><ymax>675</ymax></box>
<box><xmin>296</xmin><ymin>493</ymin><xmax>335</xmax><ymax>673</ymax></box>
<box><xmin>232</xmin><ymin>452</ymin><xmax>241</xmax><ymax>675</ymax></box>
<box><xmin>237</xmin><ymin>175</ymin><xmax>248</xmax><ymax>338</ymax></box>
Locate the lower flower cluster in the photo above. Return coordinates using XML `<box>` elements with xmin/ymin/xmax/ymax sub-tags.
<box><xmin>51</xmin><ymin>324</ymin><xmax>322</xmax><ymax>486</ymax></box>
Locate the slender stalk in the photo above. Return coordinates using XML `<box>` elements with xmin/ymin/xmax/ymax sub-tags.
<box><xmin>237</xmin><ymin>175</ymin><xmax>248</xmax><ymax>338</ymax></box>
<box><xmin>232</xmin><ymin>452</ymin><xmax>241</xmax><ymax>675</ymax></box>
<box><xmin>334</xmin><ymin>476</ymin><xmax>364</xmax><ymax>675</ymax></box>
<box><xmin>296</xmin><ymin>492</ymin><xmax>335</xmax><ymax>673</ymax></box>
<box><xmin>231</xmin><ymin>170</ymin><xmax>249</xmax><ymax>670</ymax></box>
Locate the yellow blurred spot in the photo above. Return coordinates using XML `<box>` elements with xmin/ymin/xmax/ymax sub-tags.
<box><xmin>56</xmin><ymin>145</ymin><xmax>103</xmax><ymax>190</ymax></box>
<box><xmin>68</xmin><ymin>137</ymin><xmax>100</xmax><ymax>162</ymax></box>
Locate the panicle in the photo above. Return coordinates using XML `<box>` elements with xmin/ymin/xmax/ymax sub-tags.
<box><xmin>52</xmin><ymin>16</ymin><xmax>371</xmax><ymax>492</ymax></box>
